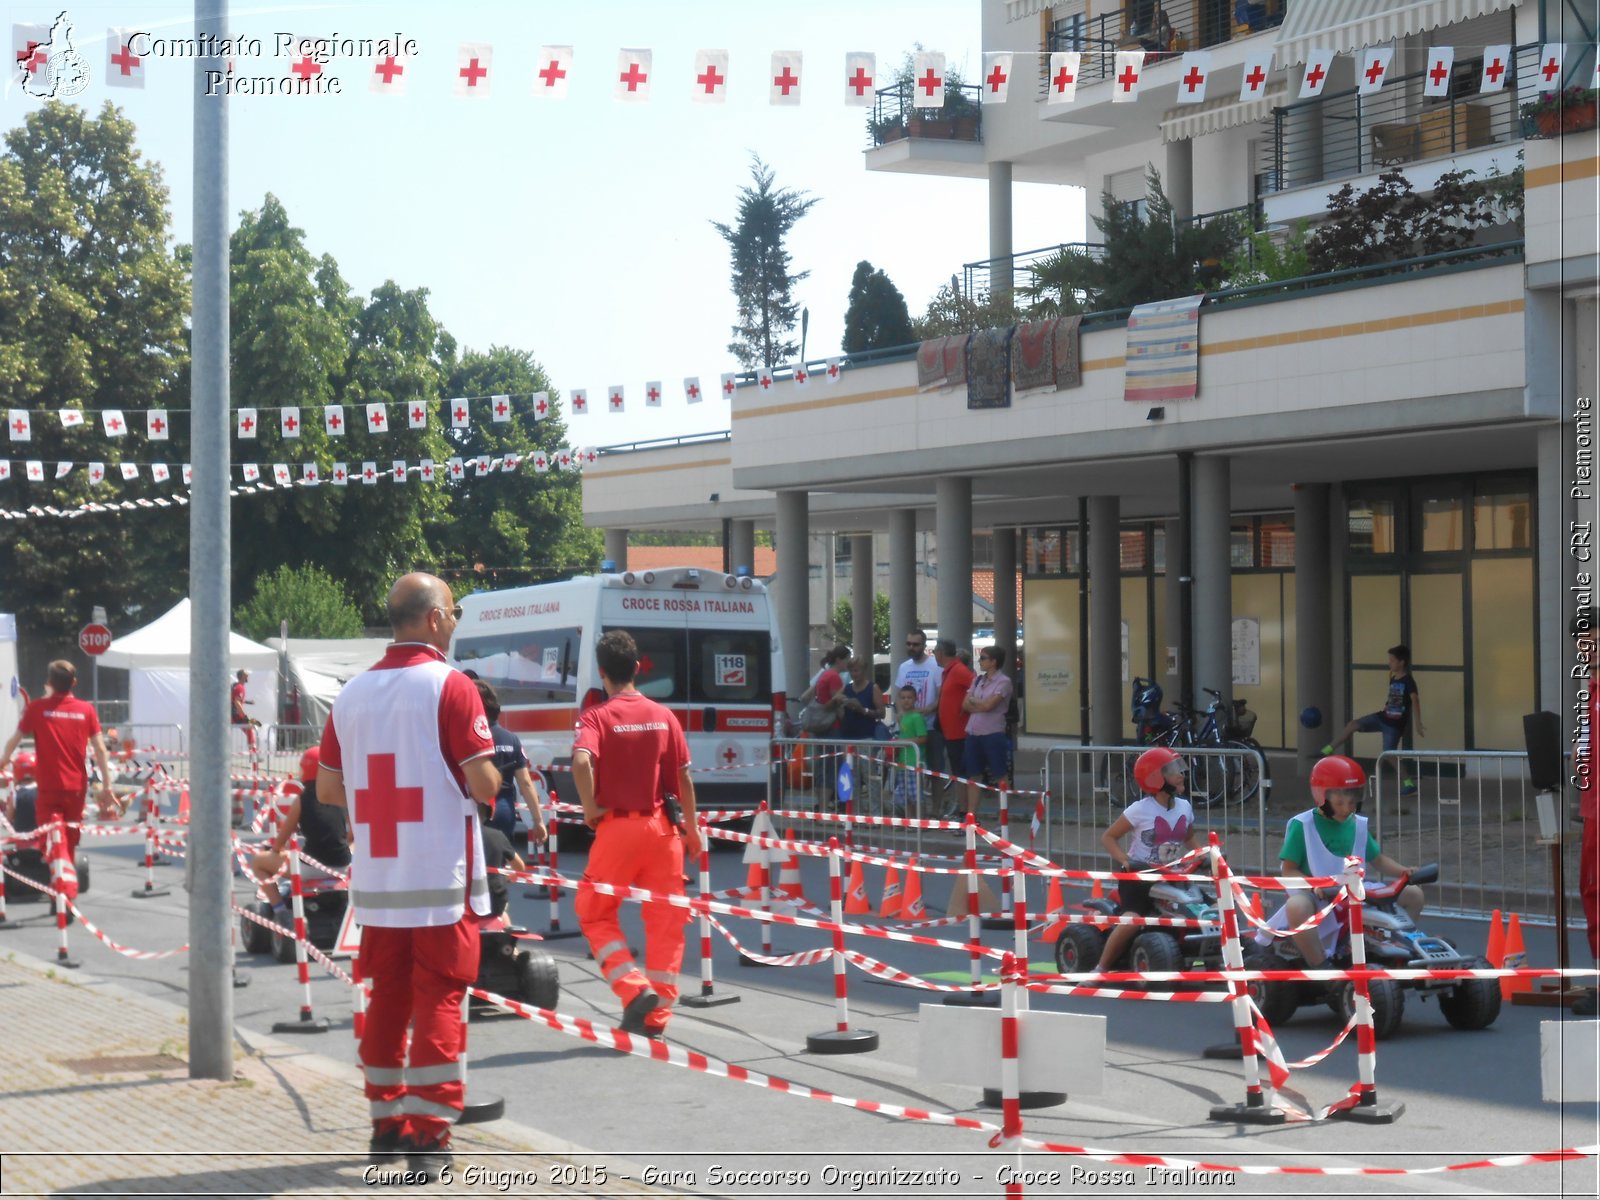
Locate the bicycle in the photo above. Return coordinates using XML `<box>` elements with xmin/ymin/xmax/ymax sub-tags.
<box><xmin>1115</xmin><ymin>679</ymin><xmax>1266</xmax><ymax>808</ymax></box>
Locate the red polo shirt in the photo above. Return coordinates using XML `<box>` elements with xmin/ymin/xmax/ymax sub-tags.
<box><xmin>18</xmin><ymin>692</ymin><xmax>100</xmax><ymax>793</ymax></box>
<box><xmin>572</xmin><ymin>690</ymin><xmax>689</xmax><ymax>813</ymax></box>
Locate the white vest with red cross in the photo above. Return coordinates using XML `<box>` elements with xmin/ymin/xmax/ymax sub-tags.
<box><xmin>333</xmin><ymin>659</ymin><xmax>488</xmax><ymax>928</ymax></box>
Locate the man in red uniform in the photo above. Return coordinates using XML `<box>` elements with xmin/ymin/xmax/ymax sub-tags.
<box><xmin>574</xmin><ymin>629</ymin><xmax>702</xmax><ymax>1040</ymax></box>
<box><xmin>1572</xmin><ymin>609</ymin><xmax>1599</xmax><ymax>1016</ymax></box>
<box><xmin>230</xmin><ymin>668</ymin><xmax>259</xmax><ymax>760</ymax></box>
<box><xmin>317</xmin><ymin>574</ymin><xmax>499</xmax><ymax>1179</ymax></box>
<box><xmin>0</xmin><ymin>661</ymin><xmax>119</xmax><ymax>859</ymax></box>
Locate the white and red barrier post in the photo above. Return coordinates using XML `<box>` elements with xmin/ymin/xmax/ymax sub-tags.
<box><xmin>998</xmin><ymin>951</ymin><xmax>1025</xmax><ymax>1196</ymax></box>
<box><xmin>46</xmin><ymin>818</ymin><xmax>78</xmax><ymax>968</ymax></box>
<box><xmin>539</xmin><ymin>815</ymin><xmax>582</xmax><ymax>941</ymax></box>
<box><xmin>997</xmin><ymin>783</ymin><xmax>1013</xmax><ymax>919</ymax></box>
<box><xmin>458</xmin><ymin>985</ymin><xmax>505</xmax><ymax>1124</ymax></box>
<box><xmin>131</xmin><ymin>786</ymin><xmax>170</xmax><ymax>899</ymax></box>
<box><xmin>271</xmin><ymin>838</ymin><xmax>330</xmax><ymax>1034</ymax></box>
<box><xmin>804</xmin><ymin>837</ymin><xmax>878</xmax><ymax>1054</ymax></box>
<box><xmin>947</xmin><ymin>816</ymin><xmax>999</xmax><ymax>1005</ymax></box>
<box><xmin>683</xmin><ymin>813</ymin><xmax>739</xmax><ymax>1009</ymax></box>
<box><xmin>1331</xmin><ymin>859</ymin><xmax>1404</xmax><ymax>1123</ymax></box>
<box><xmin>1207</xmin><ymin>835</ymin><xmax>1283</xmax><ymax>1123</ymax></box>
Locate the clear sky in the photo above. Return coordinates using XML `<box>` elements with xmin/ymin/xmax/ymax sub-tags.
<box><xmin>5</xmin><ymin>1</ymin><xmax>1085</xmax><ymax>447</ymax></box>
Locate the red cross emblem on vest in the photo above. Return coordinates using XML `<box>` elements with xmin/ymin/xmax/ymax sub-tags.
<box><xmin>355</xmin><ymin>753</ymin><xmax>425</xmax><ymax>858</ymax></box>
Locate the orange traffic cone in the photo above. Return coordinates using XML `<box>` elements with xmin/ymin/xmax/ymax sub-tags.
<box><xmin>1250</xmin><ymin>892</ymin><xmax>1264</xmax><ymax>923</ymax></box>
<box><xmin>1486</xmin><ymin>908</ymin><xmax>1505</xmax><ymax>970</ymax></box>
<box><xmin>1091</xmin><ymin>877</ymin><xmax>1105</xmax><ymax>901</ymax></box>
<box><xmin>1041</xmin><ymin>877</ymin><xmax>1069</xmax><ymax>940</ymax></box>
<box><xmin>878</xmin><ymin>864</ymin><xmax>904</xmax><ymax>919</ymax></box>
<box><xmin>176</xmin><ymin>787</ymin><xmax>190</xmax><ymax>825</ymax></box>
<box><xmin>1502</xmin><ymin>913</ymin><xmax>1530</xmax><ymax>997</ymax></box>
<box><xmin>844</xmin><ymin>859</ymin><xmax>872</xmax><ymax>915</ymax></box>
<box><xmin>775</xmin><ymin>831</ymin><xmax>805</xmax><ymax>903</ymax></box>
<box><xmin>902</xmin><ymin>858</ymin><xmax>926</xmax><ymax>920</ymax></box>
<box><xmin>746</xmin><ymin>859</ymin><xmax>770</xmax><ymax>896</ymax></box>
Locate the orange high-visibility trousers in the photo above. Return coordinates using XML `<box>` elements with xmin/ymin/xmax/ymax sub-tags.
<box><xmin>576</xmin><ymin>808</ymin><xmax>688</xmax><ymax>1032</ymax></box>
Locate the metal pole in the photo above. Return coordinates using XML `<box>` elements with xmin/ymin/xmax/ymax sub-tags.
<box><xmin>189</xmin><ymin>0</ymin><xmax>233</xmax><ymax>1081</ymax></box>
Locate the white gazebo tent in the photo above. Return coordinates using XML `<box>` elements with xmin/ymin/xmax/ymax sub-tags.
<box><xmin>99</xmin><ymin>599</ymin><xmax>279</xmax><ymax>734</ymax></box>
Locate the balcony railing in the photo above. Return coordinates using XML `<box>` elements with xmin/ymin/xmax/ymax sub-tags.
<box><xmin>1266</xmin><ymin>43</ymin><xmax>1540</xmax><ymax>195</ymax></box>
<box><xmin>962</xmin><ymin>242</ymin><xmax>1106</xmax><ymax>304</ymax></box>
<box><xmin>1040</xmin><ymin>0</ymin><xmax>1284</xmax><ymax>92</ymax></box>
<box><xmin>868</xmin><ymin>82</ymin><xmax>984</xmax><ymax>148</ymax></box>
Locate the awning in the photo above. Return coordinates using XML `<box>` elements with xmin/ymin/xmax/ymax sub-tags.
<box><xmin>1005</xmin><ymin>0</ymin><xmax>1054</xmax><ymax>21</ymax></box>
<box><xmin>1161</xmin><ymin>83</ymin><xmax>1287</xmax><ymax>143</ymax></box>
<box><xmin>1276</xmin><ymin>0</ymin><xmax>1519</xmax><ymax>64</ymax></box>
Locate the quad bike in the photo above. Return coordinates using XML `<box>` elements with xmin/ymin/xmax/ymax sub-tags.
<box><xmin>1243</xmin><ymin>864</ymin><xmax>1500</xmax><ymax>1038</ymax></box>
<box><xmin>469</xmin><ymin>913</ymin><xmax>561</xmax><ymax>1016</ymax></box>
<box><xmin>2</xmin><ymin>784</ymin><xmax>91</xmax><ymax>909</ymax></box>
<box><xmin>1053</xmin><ymin>874</ymin><xmax>1225</xmax><ymax>985</ymax></box>
<box><xmin>240</xmin><ymin>872</ymin><xmax>348</xmax><ymax>963</ymax></box>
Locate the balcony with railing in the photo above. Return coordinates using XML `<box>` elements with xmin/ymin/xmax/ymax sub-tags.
<box><xmin>867</xmin><ymin>81</ymin><xmax>985</xmax><ymax>148</ymax></box>
<box><xmin>962</xmin><ymin>241</ymin><xmax>1105</xmax><ymax>302</ymax></box>
<box><xmin>1265</xmin><ymin>44</ymin><xmax>1539</xmax><ymax>204</ymax></box>
<box><xmin>1040</xmin><ymin>0</ymin><xmax>1285</xmax><ymax>91</ymax></box>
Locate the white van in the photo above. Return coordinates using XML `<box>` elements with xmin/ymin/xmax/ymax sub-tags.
<box><xmin>449</xmin><ymin>567</ymin><xmax>785</xmax><ymax>813</ymax></box>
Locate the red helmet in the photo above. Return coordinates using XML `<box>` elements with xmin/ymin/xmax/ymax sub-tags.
<box><xmin>1310</xmin><ymin>754</ymin><xmax>1366</xmax><ymax>807</ymax></box>
<box><xmin>1134</xmin><ymin>746</ymin><xmax>1184</xmax><ymax>794</ymax></box>
<box><xmin>298</xmin><ymin>746</ymin><xmax>321</xmax><ymax>781</ymax></box>
<box><xmin>11</xmin><ymin>750</ymin><xmax>36</xmax><ymax>783</ymax></box>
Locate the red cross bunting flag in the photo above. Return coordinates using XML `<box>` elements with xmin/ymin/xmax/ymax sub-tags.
<box><xmin>54</xmin><ymin>461</ymin><xmax>72</xmax><ymax>479</ymax></box>
<box><xmin>88</xmin><ymin>461</ymin><xmax>104</xmax><ymax>484</ymax></box>
<box><xmin>419</xmin><ymin>458</ymin><xmax>435</xmax><ymax>482</ymax></box>
<box><xmin>1421</xmin><ymin>47</ymin><xmax>1455</xmax><ymax>98</ymax></box>
<box><xmin>118</xmin><ymin>463</ymin><xmax>137</xmax><ymax>481</ymax></box>
<box><xmin>912</xmin><ymin>51</ymin><xmax>945</xmax><ymax>108</ymax></box>
<box><xmin>450</xmin><ymin>398</ymin><xmax>470</xmax><ymax>429</ymax></box>
<box><xmin>1299</xmin><ymin>49</ymin><xmax>1334</xmax><ymax>99</ymax></box>
<box><xmin>1047</xmin><ymin>52</ymin><xmax>1080</xmax><ymax>105</ymax></box>
<box><xmin>684</xmin><ymin>377</ymin><xmax>703</xmax><ymax>404</ymax></box>
<box><xmin>447</xmin><ymin>457</ymin><xmax>465</xmax><ymax>480</ymax></box>
<box><xmin>242</xmin><ymin>463</ymin><xmax>261</xmax><ymax>482</ymax></box>
<box><xmin>361</xmin><ymin>461</ymin><xmax>378</xmax><ymax>485</ymax></box>
<box><xmin>491</xmin><ymin>393</ymin><xmax>511</xmax><ymax>422</ymax></box>
<box><xmin>366</xmin><ymin>402</ymin><xmax>388</xmax><ymax>432</ymax></box>
<box><xmin>404</xmin><ymin>401</ymin><xmax>424</xmax><ymax>430</ymax></box>
<box><xmin>151</xmin><ymin>463</ymin><xmax>170</xmax><ymax>483</ymax></box>
<box><xmin>532</xmin><ymin>391</ymin><xmax>550</xmax><ymax>420</ymax></box>
<box><xmin>616</xmin><ymin>49</ymin><xmax>651</xmax><ymax>101</ymax></box>
<box><xmin>535</xmin><ymin>45</ymin><xmax>572</xmax><ymax>98</ymax></box>
<box><xmin>1480</xmin><ymin>43</ymin><xmax>1511</xmax><ymax>92</ymax></box>
<box><xmin>25</xmin><ymin>460</ymin><xmax>43</xmax><ymax>481</ymax></box>
<box><xmin>101</xmin><ymin>410</ymin><xmax>126</xmax><ymax>437</ymax></box>
<box><xmin>720</xmin><ymin>372</ymin><xmax>738</xmax><ymax>400</ymax></box>
<box><xmin>556</xmin><ymin>448</ymin><xmax>573</xmax><ymax>470</ymax></box>
<box><xmin>693</xmin><ymin>48</ymin><xmax>728</xmax><ymax>103</ymax></box>
<box><xmin>324</xmin><ymin>404</ymin><xmax>344</xmax><ymax>435</ymax></box>
<box><xmin>370</xmin><ymin>51</ymin><xmax>407</xmax><ymax>95</ymax></box>
<box><xmin>771</xmin><ymin>51</ymin><xmax>802</xmax><ymax>105</ymax></box>
<box><xmin>607</xmin><ymin>385</ymin><xmax>625</xmax><ymax>413</ymax></box>
<box><xmin>1356</xmin><ymin>47</ymin><xmax>1394</xmax><ymax>96</ymax></box>
<box><xmin>13</xmin><ymin>24</ymin><xmax>50</xmax><ymax>86</ymax></box>
<box><xmin>473</xmin><ymin>456</ymin><xmax>489</xmax><ymax>477</ymax></box>
<box><xmin>581</xmin><ymin>447</ymin><xmax>598</xmax><ymax>467</ymax></box>
<box><xmin>823</xmin><ymin>356</ymin><xmax>843</xmax><ymax>383</ymax></box>
<box><xmin>146</xmin><ymin>409</ymin><xmax>169</xmax><ymax>440</ymax></box>
<box><xmin>1177</xmin><ymin>52</ymin><xmax>1211</xmax><ymax>103</ymax></box>
<box><xmin>1239</xmin><ymin>47</ymin><xmax>1273</xmax><ymax>100</ymax></box>
<box><xmin>1112</xmin><ymin>50</ymin><xmax>1144</xmax><ymax>102</ymax></box>
<box><xmin>58</xmin><ymin>408</ymin><xmax>83</xmax><ymax>428</ymax></box>
<box><xmin>792</xmin><ymin>362</ymin><xmax>810</xmax><ymax>388</ymax></box>
<box><xmin>182</xmin><ymin>463</ymin><xmax>193</xmax><ymax>485</ymax></box>
<box><xmin>844</xmin><ymin>52</ymin><xmax>875</xmax><ymax>106</ymax></box>
<box><xmin>455</xmin><ymin>43</ymin><xmax>492</xmax><ymax>98</ymax></box>
<box><xmin>0</xmin><ymin>462</ymin><xmax>10</xmax><ymax>480</ymax></box>
<box><xmin>570</xmin><ymin>388</ymin><xmax>588</xmax><ymax>415</ymax></box>
<box><xmin>331</xmin><ymin>462</ymin><xmax>347</xmax><ymax>485</ymax></box>
<box><xmin>533</xmin><ymin>451</ymin><xmax>549</xmax><ymax>473</ymax></box>
<box><xmin>982</xmin><ymin>52</ymin><xmax>1013</xmax><ymax>103</ymax></box>
<box><xmin>237</xmin><ymin>408</ymin><xmax>257</xmax><ymax>438</ymax></box>
<box><xmin>7</xmin><ymin>410</ymin><xmax>28</xmax><ymax>441</ymax></box>
<box><xmin>1536</xmin><ymin>43</ymin><xmax>1567</xmax><ymax>89</ymax></box>
<box><xmin>301</xmin><ymin>462</ymin><xmax>318</xmax><ymax>484</ymax></box>
<box><xmin>503</xmin><ymin>453</ymin><xmax>520</xmax><ymax>471</ymax></box>
<box><xmin>272</xmin><ymin>463</ymin><xmax>291</xmax><ymax>486</ymax></box>
<box><xmin>106</xmin><ymin>27</ymin><xmax>144</xmax><ymax>88</ymax></box>
<box><xmin>645</xmin><ymin>380</ymin><xmax>663</xmax><ymax>408</ymax></box>
<box><xmin>392</xmin><ymin>460</ymin><xmax>407</xmax><ymax>482</ymax></box>
<box><xmin>280</xmin><ymin>406</ymin><xmax>301</xmax><ymax>438</ymax></box>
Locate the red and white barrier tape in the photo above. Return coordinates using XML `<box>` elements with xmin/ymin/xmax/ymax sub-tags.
<box><xmin>232</xmin><ymin>900</ymin><xmax>355</xmax><ymax>987</ymax></box>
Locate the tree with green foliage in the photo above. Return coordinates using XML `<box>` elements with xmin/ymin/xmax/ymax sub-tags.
<box><xmin>842</xmin><ymin>260</ymin><xmax>914</xmax><ymax>353</ymax></box>
<box><xmin>1222</xmin><ymin>221</ymin><xmax>1312</xmax><ymax>289</ymax></box>
<box><xmin>830</xmin><ymin>592</ymin><xmax>891</xmax><ymax>655</ymax></box>
<box><xmin>1087</xmin><ymin>169</ymin><xmax>1239</xmax><ymax>310</ymax></box>
<box><xmin>711</xmin><ymin>156</ymin><xmax>818</xmax><ymax>369</ymax></box>
<box><xmin>911</xmin><ymin>280</ymin><xmax>1022</xmax><ymax>340</ymax></box>
<box><xmin>0</xmin><ymin>101</ymin><xmax>190</xmax><ymax>659</ymax></box>
<box><xmin>234</xmin><ymin>564</ymin><xmax>363</xmax><ymax>641</ymax></box>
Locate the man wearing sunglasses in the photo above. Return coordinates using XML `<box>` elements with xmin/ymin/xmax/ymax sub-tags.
<box><xmin>893</xmin><ymin>627</ymin><xmax>942</xmax><ymax>750</ymax></box>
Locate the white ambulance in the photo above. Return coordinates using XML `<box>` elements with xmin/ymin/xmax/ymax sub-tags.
<box><xmin>449</xmin><ymin>566</ymin><xmax>785</xmax><ymax>814</ymax></box>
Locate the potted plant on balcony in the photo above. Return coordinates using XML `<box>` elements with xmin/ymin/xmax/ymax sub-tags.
<box><xmin>893</xmin><ymin>52</ymin><xmax>975</xmax><ymax>140</ymax></box>
<box><xmin>870</xmin><ymin>114</ymin><xmax>906</xmax><ymax>144</ymax></box>
<box><xmin>1521</xmin><ymin>86</ymin><xmax>1599</xmax><ymax>138</ymax></box>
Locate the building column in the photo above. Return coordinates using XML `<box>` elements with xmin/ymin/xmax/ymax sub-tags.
<box><xmin>1164</xmin><ymin>517</ymin><xmax>1184</xmax><ymax>699</ymax></box>
<box><xmin>993</xmin><ymin>527</ymin><xmax>1018</xmax><ymax>683</ymax></box>
<box><xmin>988</xmin><ymin>161</ymin><xmax>1014</xmax><ymax>301</ymax></box>
<box><xmin>1164</xmin><ymin>137</ymin><xmax>1194</xmax><ymax>221</ymax></box>
<box><xmin>936</xmin><ymin>477</ymin><xmax>974</xmax><ymax>653</ymax></box>
<box><xmin>775</xmin><ymin>491</ymin><xmax>811</xmax><ymax>704</ymax></box>
<box><xmin>1294</xmin><ymin>484</ymin><xmax>1331</xmax><ymax>768</ymax></box>
<box><xmin>889</xmin><ymin>508</ymin><xmax>918</xmax><ymax>658</ymax></box>
<box><xmin>851</xmin><ymin>534</ymin><xmax>875</xmax><ymax>660</ymax></box>
<box><xmin>1089</xmin><ymin>496</ymin><xmax>1123</xmax><ymax>746</ymax></box>
<box><xmin>1190</xmin><ymin>456</ymin><xmax>1233</xmax><ymax>713</ymax></box>
<box><xmin>728</xmin><ymin>519</ymin><xmax>756</xmax><ymax>576</ymax></box>
<box><xmin>604</xmin><ymin>528</ymin><xmax>628</xmax><ymax>569</ymax></box>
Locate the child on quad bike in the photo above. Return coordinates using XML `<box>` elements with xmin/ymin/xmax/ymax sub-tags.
<box><xmin>1094</xmin><ymin>746</ymin><xmax>1204</xmax><ymax>972</ymax></box>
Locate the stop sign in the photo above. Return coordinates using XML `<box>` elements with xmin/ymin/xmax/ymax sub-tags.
<box><xmin>79</xmin><ymin>623</ymin><xmax>113</xmax><ymax>656</ymax></box>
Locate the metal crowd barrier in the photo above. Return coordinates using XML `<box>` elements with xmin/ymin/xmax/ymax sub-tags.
<box><xmin>767</xmin><ymin>736</ymin><xmax>936</xmax><ymax>861</ymax></box>
<box><xmin>1373</xmin><ymin>749</ymin><xmax>1583</xmax><ymax>925</ymax></box>
<box><xmin>261</xmin><ymin>724</ymin><xmax>321</xmax><ymax>778</ymax></box>
<box><xmin>1040</xmin><ymin>743</ymin><xmax>1269</xmax><ymax>875</ymax></box>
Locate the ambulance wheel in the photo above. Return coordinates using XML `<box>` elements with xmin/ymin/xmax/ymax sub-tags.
<box><xmin>76</xmin><ymin>854</ymin><xmax>90</xmax><ymax>895</ymax></box>
<box><xmin>240</xmin><ymin>901</ymin><xmax>274</xmax><ymax>955</ymax></box>
<box><xmin>271</xmin><ymin>924</ymin><xmax>299</xmax><ymax>964</ymax></box>
<box><xmin>1129</xmin><ymin>931</ymin><xmax>1183</xmax><ymax>989</ymax></box>
<box><xmin>1332</xmin><ymin>977</ymin><xmax>1405</xmax><ymax>1039</ymax></box>
<box><xmin>1244</xmin><ymin>947</ymin><xmax>1298</xmax><ymax>1026</ymax></box>
<box><xmin>516</xmin><ymin>948</ymin><xmax>560</xmax><ymax>1011</ymax></box>
<box><xmin>1438</xmin><ymin>958</ymin><xmax>1501</xmax><ymax>1030</ymax></box>
<box><xmin>1053</xmin><ymin>925</ymin><xmax>1105</xmax><ymax>976</ymax></box>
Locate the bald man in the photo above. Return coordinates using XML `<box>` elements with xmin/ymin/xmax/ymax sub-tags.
<box><xmin>317</xmin><ymin>572</ymin><xmax>500</xmax><ymax>1180</ymax></box>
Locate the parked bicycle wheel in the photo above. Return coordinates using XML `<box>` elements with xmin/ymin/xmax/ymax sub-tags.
<box><xmin>1187</xmin><ymin>753</ymin><xmax>1230</xmax><ymax>808</ymax></box>
<box><xmin>1224</xmin><ymin>739</ymin><xmax>1264</xmax><ymax>806</ymax></box>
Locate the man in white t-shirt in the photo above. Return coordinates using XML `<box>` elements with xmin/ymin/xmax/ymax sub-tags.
<box><xmin>893</xmin><ymin>628</ymin><xmax>943</xmax><ymax>781</ymax></box>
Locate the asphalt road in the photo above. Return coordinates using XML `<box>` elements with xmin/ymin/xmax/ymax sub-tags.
<box><xmin>4</xmin><ymin>820</ymin><xmax>1598</xmax><ymax>1199</ymax></box>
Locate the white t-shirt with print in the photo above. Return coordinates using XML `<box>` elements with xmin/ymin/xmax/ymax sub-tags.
<box><xmin>1122</xmin><ymin>795</ymin><xmax>1196</xmax><ymax>866</ymax></box>
<box><xmin>894</xmin><ymin>656</ymin><xmax>943</xmax><ymax>712</ymax></box>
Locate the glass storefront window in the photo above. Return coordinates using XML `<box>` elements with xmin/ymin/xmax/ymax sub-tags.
<box><xmin>1120</xmin><ymin>528</ymin><xmax>1147</xmax><ymax>571</ymax></box>
<box><xmin>1026</xmin><ymin>528</ymin><xmax>1062</xmax><ymax>574</ymax></box>
<box><xmin>1473</xmin><ymin>490</ymin><xmax>1532</xmax><ymax>551</ymax></box>
<box><xmin>1152</xmin><ymin>525</ymin><xmax>1166</xmax><ymax>574</ymax></box>
<box><xmin>1230</xmin><ymin>520</ymin><xmax>1254</xmax><ymax>568</ymax></box>
<box><xmin>1420</xmin><ymin>493</ymin><xmax>1465</xmax><ymax>552</ymax></box>
<box><xmin>1349</xmin><ymin>498</ymin><xmax>1396</xmax><ymax>555</ymax></box>
<box><xmin>1259</xmin><ymin>516</ymin><xmax>1295</xmax><ymax>568</ymax></box>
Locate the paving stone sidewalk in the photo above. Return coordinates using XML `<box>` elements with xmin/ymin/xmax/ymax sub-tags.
<box><xmin>0</xmin><ymin>950</ymin><xmax>663</xmax><ymax>1198</ymax></box>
